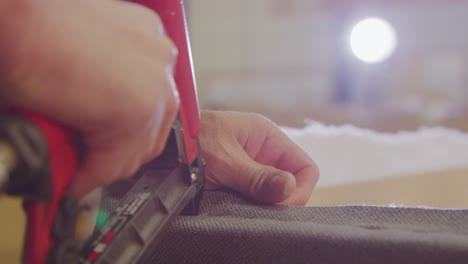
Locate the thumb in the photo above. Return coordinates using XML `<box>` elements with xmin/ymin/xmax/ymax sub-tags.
<box><xmin>230</xmin><ymin>157</ymin><xmax>296</xmax><ymax>204</ymax></box>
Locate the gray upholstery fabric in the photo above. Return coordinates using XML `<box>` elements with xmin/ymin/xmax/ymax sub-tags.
<box><xmin>147</xmin><ymin>190</ymin><xmax>468</xmax><ymax>264</ymax></box>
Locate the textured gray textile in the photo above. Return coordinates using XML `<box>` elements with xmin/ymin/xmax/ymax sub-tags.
<box><xmin>145</xmin><ymin>190</ymin><xmax>468</xmax><ymax>264</ymax></box>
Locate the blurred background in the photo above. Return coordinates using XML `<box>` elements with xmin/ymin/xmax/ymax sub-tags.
<box><xmin>186</xmin><ymin>0</ymin><xmax>468</xmax><ymax>132</ymax></box>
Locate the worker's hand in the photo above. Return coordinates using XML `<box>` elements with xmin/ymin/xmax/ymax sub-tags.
<box><xmin>200</xmin><ymin>111</ymin><xmax>319</xmax><ymax>205</ymax></box>
<box><xmin>0</xmin><ymin>0</ymin><xmax>178</xmax><ymax>197</ymax></box>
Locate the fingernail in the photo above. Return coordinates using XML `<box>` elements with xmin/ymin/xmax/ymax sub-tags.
<box><xmin>264</xmin><ymin>173</ymin><xmax>294</xmax><ymax>201</ymax></box>
<box><xmin>281</xmin><ymin>173</ymin><xmax>295</xmax><ymax>199</ymax></box>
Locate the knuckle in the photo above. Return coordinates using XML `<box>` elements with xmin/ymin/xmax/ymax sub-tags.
<box><xmin>132</xmin><ymin>73</ymin><xmax>177</xmax><ymax>125</ymax></box>
<box><xmin>161</xmin><ymin>68</ymin><xmax>179</xmax><ymax>114</ymax></box>
<box><xmin>131</xmin><ymin>97</ymin><xmax>156</xmax><ymax>126</ymax></box>
<box><xmin>151</xmin><ymin>13</ymin><xmax>165</xmax><ymax>33</ymax></box>
<box><xmin>161</xmin><ymin>37</ymin><xmax>178</xmax><ymax>64</ymax></box>
<box><xmin>126</xmin><ymin>1</ymin><xmax>162</xmax><ymax>27</ymax></box>
<box><xmin>246</xmin><ymin>167</ymin><xmax>266</xmax><ymax>196</ymax></box>
<box><xmin>131</xmin><ymin>5</ymin><xmax>169</xmax><ymax>38</ymax></box>
<box><xmin>169</xmin><ymin>39</ymin><xmax>178</xmax><ymax>59</ymax></box>
<box><xmin>138</xmin><ymin>6</ymin><xmax>163</xmax><ymax>30</ymax></box>
<box><xmin>166</xmin><ymin>88</ymin><xmax>179</xmax><ymax>116</ymax></box>
<box><xmin>148</xmin><ymin>37</ymin><xmax>177</xmax><ymax>71</ymax></box>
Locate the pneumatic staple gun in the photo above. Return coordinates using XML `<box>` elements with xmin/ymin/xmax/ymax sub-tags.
<box><xmin>0</xmin><ymin>0</ymin><xmax>205</xmax><ymax>263</ymax></box>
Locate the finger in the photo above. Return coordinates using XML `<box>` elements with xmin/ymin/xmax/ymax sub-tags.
<box><xmin>209</xmin><ymin>143</ymin><xmax>297</xmax><ymax>204</ymax></box>
<box><xmin>242</xmin><ymin>163</ymin><xmax>297</xmax><ymax>204</ymax></box>
<box><xmin>143</xmin><ymin>105</ymin><xmax>174</xmax><ymax>163</ymax></box>
<box><xmin>144</xmin><ymin>73</ymin><xmax>179</xmax><ymax>163</ymax></box>
<box><xmin>67</xmin><ymin>143</ymin><xmax>137</xmax><ymax>197</ymax></box>
<box><xmin>280</xmin><ymin>166</ymin><xmax>319</xmax><ymax>205</ymax></box>
<box><xmin>275</xmin><ymin>146</ymin><xmax>319</xmax><ymax>205</ymax></box>
<box><xmin>261</xmin><ymin>129</ymin><xmax>320</xmax><ymax>205</ymax></box>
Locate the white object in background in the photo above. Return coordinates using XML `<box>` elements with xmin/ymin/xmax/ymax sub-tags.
<box><xmin>282</xmin><ymin>122</ymin><xmax>468</xmax><ymax>187</ymax></box>
<box><xmin>349</xmin><ymin>18</ymin><xmax>397</xmax><ymax>63</ymax></box>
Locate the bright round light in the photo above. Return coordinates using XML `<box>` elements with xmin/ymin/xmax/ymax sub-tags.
<box><xmin>349</xmin><ymin>18</ymin><xmax>397</xmax><ymax>63</ymax></box>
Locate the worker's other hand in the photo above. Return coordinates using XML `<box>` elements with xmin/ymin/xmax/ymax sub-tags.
<box><xmin>0</xmin><ymin>0</ymin><xmax>178</xmax><ymax>197</ymax></box>
<box><xmin>200</xmin><ymin>111</ymin><xmax>319</xmax><ymax>205</ymax></box>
